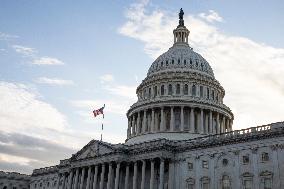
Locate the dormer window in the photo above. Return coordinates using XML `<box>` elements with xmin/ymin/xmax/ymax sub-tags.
<box><xmin>176</xmin><ymin>84</ymin><xmax>180</xmax><ymax>94</ymax></box>
<box><xmin>161</xmin><ymin>85</ymin><xmax>165</xmax><ymax>96</ymax></box>
<box><xmin>168</xmin><ymin>84</ymin><xmax>173</xmax><ymax>95</ymax></box>
<box><xmin>192</xmin><ymin>85</ymin><xmax>196</xmax><ymax>96</ymax></box>
<box><xmin>184</xmin><ymin>84</ymin><xmax>189</xmax><ymax>95</ymax></box>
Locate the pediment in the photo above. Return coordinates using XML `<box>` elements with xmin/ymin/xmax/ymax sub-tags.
<box><xmin>72</xmin><ymin>140</ymin><xmax>115</xmax><ymax>160</ymax></box>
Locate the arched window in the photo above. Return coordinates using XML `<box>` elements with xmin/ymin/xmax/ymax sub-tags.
<box><xmin>184</xmin><ymin>84</ymin><xmax>189</xmax><ymax>95</ymax></box>
<box><xmin>221</xmin><ymin>175</ymin><xmax>231</xmax><ymax>189</ymax></box>
<box><xmin>143</xmin><ymin>89</ymin><xmax>147</xmax><ymax>99</ymax></box>
<box><xmin>176</xmin><ymin>84</ymin><xmax>180</xmax><ymax>94</ymax></box>
<box><xmin>148</xmin><ymin>88</ymin><xmax>151</xmax><ymax>98</ymax></box>
<box><xmin>168</xmin><ymin>84</ymin><xmax>173</xmax><ymax>95</ymax></box>
<box><xmin>184</xmin><ymin>59</ymin><xmax>187</xmax><ymax>66</ymax></box>
<box><xmin>207</xmin><ymin>87</ymin><xmax>210</xmax><ymax>99</ymax></box>
<box><xmin>192</xmin><ymin>85</ymin><xmax>196</xmax><ymax>96</ymax></box>
<box><xmin>212</xmin><ymin>90</ymin><xmax>215</xmax><ymax>100</ymax></box>
<box><xmin>200</xmin><ymin>86</ymin><xmax>204</xmax><ymax>97</ymax></box>
<box><xmin>154</xmin><ymin>86</ymin><xmax>158</xmax><ymax>97</ymax></box>
<box><xmin>161</xmin><ymin>85</ymin><xmax>165</xmax><ymax>96</ymax></box>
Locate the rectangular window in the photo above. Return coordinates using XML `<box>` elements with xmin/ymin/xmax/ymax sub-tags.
<box><xmin>188</xmin><ymin>162</ymin><xmax>193</xmax><ymax>170</ymax></box>
<box><xmin>202</xmin><ymin>160</ymin><xmax>209</xmax><ymax>169</ymax></box>
<box><xmin>243</xmin><ymin>155</ymin><xmax>250</xmax><ymax>164</ymax></box>
<box><xmin>261</xmin><ymin>152</ymin><xmax>269</xmax><ymax>162</ymax></box>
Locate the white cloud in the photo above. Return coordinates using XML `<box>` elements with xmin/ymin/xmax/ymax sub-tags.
<box><xmin>199</xmin><ymin>10</ymin><xmax>224</xmax><ymax>23</ymax></box>
<box><xmin>36</xmin><ymin>77</ymin><xmax>74</xmax><ymax>86</ymax></box>
<box><xmin>0</xmin><ymin>32</ymin><xmax>18</xmax><ymax>41</ymax></box>
<box><xmin>100</xmin><ymin>74</ymin><xmax>114</xmax><ymax>83</ymax></box>
<box><xmin>119</xmin><ymin>4</ymin><xmax>284</xmax><ymax>130</ymax></box>
<box><xmin>12</xmin><ymin>45</ymin><xmax>36</xmax><ymax>57</ymax></box>
<box><xmin>32</xmin><ymin>57</ymin><xmax>64</xmax><ymax>65</ymax></box>
<box><xmin>0</xmin><ymin>81</ymin><xmax>68</xmax><ymax>135</ymax></box>
<box><xmin>104</xmin><ymin>85</ymin><xmax>137</xmax><ymax>100</ymax></box>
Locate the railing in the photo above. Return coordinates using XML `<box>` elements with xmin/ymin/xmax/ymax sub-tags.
<box><xmin>32</xmin><ymin>165</ymin><xmax>58</xmax><ymax>175</ymax></box>
<box><xmin>0</xmin><ymin>171</ymin><xmax>30</xmax><ymax>179</ymax></box>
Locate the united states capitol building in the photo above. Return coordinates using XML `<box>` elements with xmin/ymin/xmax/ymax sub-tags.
<box><xmin>1</xmin><ymin>9</ymin><xmax>284</xmax><ymax>189</ymax></box>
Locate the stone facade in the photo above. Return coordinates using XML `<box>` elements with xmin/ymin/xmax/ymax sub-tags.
<box><xmin>1</xmin><ymin>9</ymin><xmax>284</xmax><ymax>189</ymax></box>
<box><xmin>0</xmin><ymin>171</ymin><xmax>30</xmax><ymax>189</ymax></box>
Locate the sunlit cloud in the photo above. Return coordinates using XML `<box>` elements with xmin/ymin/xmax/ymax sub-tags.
<box><xmin>32</xmin><ymin>57</ymin><xmax>64</xmax><ymax>65</ymax></box>
<box><xmin>199</xmin><ymin>10</ymin><xmax>224</xmax><ymax>23</ymax></box>
<box><xmin>119</xmin><ymin>1</ymin><xmax>284</xmax><ymax>130</ymax></box>
<box><xmin>36</xmin><ymin>77</ymin><xmax>74</xmax><ymax>86</ymax></box>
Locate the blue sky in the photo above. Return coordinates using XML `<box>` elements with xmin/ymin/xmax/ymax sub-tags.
<box><xmin>0</xmin><ymin>0</ymin><xmax>284</xmax><ymax>174</ymax></box>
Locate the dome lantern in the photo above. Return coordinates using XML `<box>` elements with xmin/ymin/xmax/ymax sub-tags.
<box><xmin>173</xmin><ymin>8</ymin><xmax>190</xmax><ymax>45</ymax></box>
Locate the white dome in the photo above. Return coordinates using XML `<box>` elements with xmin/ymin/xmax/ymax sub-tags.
<box><xmin>147</xmin><ymin>44</ymin><xmax>214</xmax><ymax>78</ymax></box>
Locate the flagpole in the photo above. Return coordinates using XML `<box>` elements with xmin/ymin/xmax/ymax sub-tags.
<box><xmin>101</xmin><ymin>104</ymin><xmax>105</xmax><ymax>141</ymax></box>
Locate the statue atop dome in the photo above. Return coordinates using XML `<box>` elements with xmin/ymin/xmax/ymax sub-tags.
<box><xmin>179</xmin><ymin>8</ymin><xmax>184</xmax><ymax>26</ymax></box>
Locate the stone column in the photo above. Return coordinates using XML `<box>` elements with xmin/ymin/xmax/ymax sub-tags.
<box><xmin>124</xmin><ymin>164</ymin><xmax>130</xmax><ymax>189</ymax></box>
<box><xmin>73</xmin><ymin>168</ymin><xmax>79</xmax><ymax>189</ymax></box>
<box><xmin>93</xmin><ymin>165</ymin><xmax>98</xmax><ymax>189</ymax></box>
<box><xmin>62</xmin><ymin>174</ymin><xmax>66</xmax><ymax>189</ymax></box>
<box><xmin>132</xmin><ymin>161</ymin><xmax>138</xmax><ymax>189</ymax></box>
<box><xmin>160</xmin><ymin>107</ymin><xmax>165</xmax><ymax>131</ymax></box>
<box><xmin>229</xmin><ymin>119</ymin><xmax>233</xmax><ymax>131</ymax></box>
<box><xmin>56</xmin><ymin>174</ymin><xmax>61</xmax><ymax>189</ymax></box>
<box><xmin>252</xmin><ymin>149</ymin><xmax>259</xmax><ymax>189</ymax></box>
<box><xmin>180</xmin><ymin>106</ymin><xmax>184</xmax><ymax>131</ymax></box>
<box><xmin>216</xmin><ymin>113</ymin><xmax>220</xmax><ymax>134</ymax></box>
<box><xmin>204</xmin><ymin>112</ymin><xmax>208</xmax><ymax>134</ymax></box>
<box><xmin>168</xmin><ymin>160</ymin><xmax>174</xmax><ymax>189</ymax></box>
<box><xmin>151</xmin><ymin>109</ymin><xmax>155</xmax><ymax>132</ymax></box>
<box><xmin>68</xmin><ymin>170</ymin><xmax>74</xmax><ymax>189</ymax></box>
<box><xmin>200</xmin><ymin>109</ymin><xmax>204</xmax><ymax>134</ymax></box>
<box><xmin>190</xmin><ymin>108</ymin><xmax>195</xmax><ymax>133</ymax></box>
<box><xmin>222</xmin><ymin>116</ymin><xmax>225</xmax><ymax>133</ymax></box>
<box><xmin>209</xmin><ymin>110</ymin><xmax>213</xmax><ymax>134</ymax></box>
<box><xmin>99</xmin><ymin>164</ymin><xmax>105</xmax><ymax>189</ymax></box>
<box><xmin>159</xmin><ymin>159</ymin><xmax>165</xmax><ymax>189</ymax></box>
<box><xmin>80</xmin><ymin>167</ymin><xmax>86</xmax><ymax>189</ymax></box>
<box><xmin>107</xmin><ymin>163</ymin><xmax>113</xmax><ymax>189</ymax></box>
<box><xmin>170</xmin><ymin>107</ymin><xmax>175</xmax><ymax>131</ymax></box>
<box><xmin>140</xmin><ymin>160</ymin><xmax>146</xmax><ymax>189</ymax></box>
<box><xmin>114</xmin><ymin>163</ymin><xmax>120</xmax><ymax>189</ymax></box>
<box><xmin>131</xmin><ymin>115</ymin><xmax>135</xmax><ymax>136</ymax></box>
<box><xmin>142</xmin><ymin>110</ymin><xmax>147</xmax><ymax>133</ymax></box>
<box><xmin>137</xmin><ymin>112</ymin><xmax>141</xmax><ymax>134</ymax></box>
<box><xmin>271</xmin><ymin>146</ymin><xmax>280</xmax><ymax>188</ymax></box>
<box><xmin>127</xmin><ymin>118</ymin><xmax>131</xmax><ymax>138</ymax></box>
<box><xmin>86</xmin><ymin>166</ymin><xmax>92</xmax><ymax>189</ymax></box>
<box><xmin>150</xmin><ymin>160</ymin><xmax>155</xmax><ymax>189</ymax></box>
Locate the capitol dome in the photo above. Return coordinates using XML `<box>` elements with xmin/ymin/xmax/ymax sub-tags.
<box><xmin>126</xmin><ymin>9</ymin><xmax>233</xmax><ymax>144</ymax></box>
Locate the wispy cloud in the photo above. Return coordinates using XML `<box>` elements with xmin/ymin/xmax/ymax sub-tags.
<box><xmin>36</xmin><ymin>77</ymin><xmax>74</xmax><ymax>86</ymax></box>
<box><xmin>0</xmin><ymin>32</ymin><xmax>18</xmax><ymax>41</ymax></box>
<box><xmin>12</xmin><ymin>45</ymin><xmax>36</xmax><ymax>57</ymax></box>
<box><xmin>100</xmin><ymin>74</ymin><xmax>114</xmax><ymax>83</ymax></box>
<box><xmin>119</xmin><ymin>2</ymin><xmax>284</xmax><ymax>130</ymax></box>
<box><xmin>32</xmin><ymin>57</ymin><xmax>64</xmax><ymax>65</ymax></box>
<box><xmin>11</xmin><ymin>44</ymin><xmax>64</xmax><ymax>65</ymax></box>
<box><xmin>199</xmin><ymin>10</ymin><xmax>224</xmax><ymax>23</ymax></box>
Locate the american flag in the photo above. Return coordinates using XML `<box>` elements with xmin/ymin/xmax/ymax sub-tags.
<box><xmin>93</xmin><ymin>105</ymin><xmax>105</xmax><ymax>118</ymax></box>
